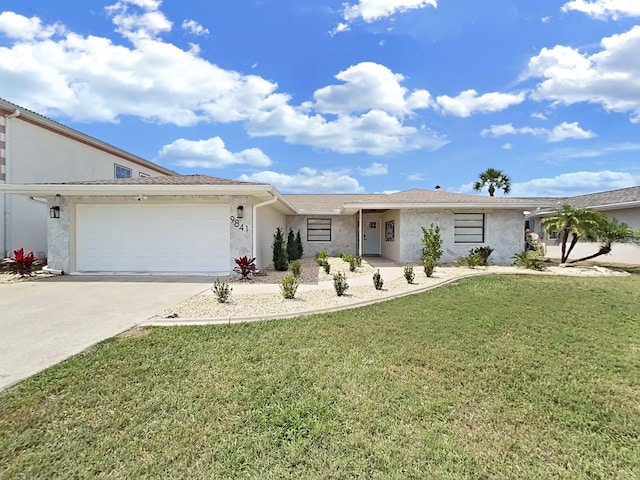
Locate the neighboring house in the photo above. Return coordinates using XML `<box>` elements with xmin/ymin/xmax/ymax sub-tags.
<box><xmin>0</xmin><ymin>98</ymin><xmax>175</xmax><ymax>258</ymax></box>
<box><xmin>531</xmin><ymin>186</ymin><xmax>640</xmax><ymax>264</ymax></box>
<box><xmin>0</xmin><ymin>177</ymin><xmax>552</xmax><ymax>275</ymax></box>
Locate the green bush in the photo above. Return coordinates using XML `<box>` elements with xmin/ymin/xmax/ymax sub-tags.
<box><xmin>315</xmin><ymin>250</ymin><xmax>329</xmax><ymax>265</ymax></box>
<box><xmin>212</xmin><ymin>278</ymin><xmax>232</xmax><ymax>303</ymax></box>
<box><xmin>372</xmin><ymin>270</ymin><xmax>384</xmax><ymax>290</ymax></box>
<box><xmin>457</xmin><ymin>253</ymin><xmax>483</xmax><ymax>268</ymax></box>
<box><xmin>289</xmin><ymin>259</ymin><xmax>302</xmax><ymax>278</ymax></box>
<box><xmin>349</xmin><ymin>257</ymin><xmax>358</xmax><ymax>272</ymax></box>
<box><xmin>469</xmin><ymin>246</ymin><xmax>494</xmax><ymax>266</ymax></box>
<box><xmin>272</xmin><ymin>227</ymin><xmax>288</xmax><ymax>271</ymax></box>
<box><xmin>294</xmin><ymin>230</ymin><xmax>304</xmax><ymax>259</ymax></box>
<box><xmin>322</xmin><ymin>262</ymin><xmax>330</xmax><ymax>274</ymax></box>
<box><xmin>513</xmin><ymin>250</ymin><xmax>546</xmax><ymax>271</ymax></box>
<box><xmin>333</xmin><ymin>272</ymin><xmax>349</xmax><ymax>296</ymax></box>
<box><xmin>280</xmin><ymin>273</ymin><xmax>299</xmax><ymax>299</ymax></box>
<box><xmin>340</xmin><ymin>252</ymin><xmax>353</xmax><ymax>263</ymax></box>
<box><xmin>286</xmin><ymin>228</ymin><xmax>297</xmax><ymax>261</ymax></box>
<box><xmin>421</xmin><ymin>224</ymin><xmax>443</xmax><ymax>278</ymax></box>
<box><xmin>403</xmin><ymin>265</ymin><xmax>415</xmax><ymax>284</ymax></box>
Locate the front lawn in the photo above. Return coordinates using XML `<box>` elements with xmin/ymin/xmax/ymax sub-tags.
<box><xmin>1</xmin><ymin>274</ymin><xmax>639</xmax><ymax>479</ymax></box>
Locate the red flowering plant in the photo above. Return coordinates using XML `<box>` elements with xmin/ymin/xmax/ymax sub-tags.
<box><xmin>233</xmin><ymin>256</ymin><xmax>257</xmax><ymax>280</ymax></box>
<box><xmin>1</xmin><ymin>248</ymin><xmax>40</xmax><ymax>277</ymax></box>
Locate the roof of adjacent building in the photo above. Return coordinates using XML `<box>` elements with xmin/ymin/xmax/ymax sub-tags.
<box><xmin>42</xmin><ymin>175</ymin><xmax>266</xmax><ymax>186</ymax></box>
<box><xmin>558</xmin><ymin>186</ymin><xmax>640</xmax><ymax>210</ymax></box>
<box><xmin>0</xmin><ymin>97</ymin><xmax>175</xmax><ymax>176</ymax></box>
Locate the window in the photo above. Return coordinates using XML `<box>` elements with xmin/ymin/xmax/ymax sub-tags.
<box><xmin>114</xmin><ymin>164</ymin><xmax>132</xmax><ymax>179</ymax></box>
<box><xmin>307</xmin><ymin>218</ymin><xmax>331</xmax><ymax>242</ymax></box>
<box><xmin>385</xmin><ymin>220</ymin><xmax>395</xmax><ymax>242</ymax></box>
<box><xmin>139</xmin><ymin>172</ymin><xmax>150</xmax><ymax>178</ymax></box>
<box><xmin>454</xmin><ymin>213</ymin><xmax>485</xmax><ymax>243</ymax></box>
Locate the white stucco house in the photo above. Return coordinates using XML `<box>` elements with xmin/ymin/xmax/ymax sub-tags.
<box><xmin>0</xmin><ymin>175</ymin><xmax>553</xmax><ymax>275</ymax></box>
<box><xmin>0</xmin><ymin>98</ymin><xmax>175</xmax><ymax>258</ymax></box>
<box><xmin>531</xmin><ymin>186</ymin><xmax>640</xmax><ymax>264</ymax></box>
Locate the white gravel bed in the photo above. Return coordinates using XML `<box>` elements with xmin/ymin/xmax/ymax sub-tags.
<box><xmin>156</xmin><ymin>264</ymin><xmax>628</xmax><ymax>321</ymax></box>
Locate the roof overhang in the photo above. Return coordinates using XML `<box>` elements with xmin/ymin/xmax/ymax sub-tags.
<box><xmin>0</xmin><ymin>183</ymin><xmax>298</xmax><ymax>214</ymax></box>
<box><xmin>532</xmin><ymin>200</ymin><xmax>640</xmax><ymax>217</ymax></box>
<box><xmin>342</xmin><ymin>201</ymin><xmax>557</xmax><ymax>215</ymax></box>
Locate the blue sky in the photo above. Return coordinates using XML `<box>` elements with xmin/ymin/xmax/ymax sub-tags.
<box><xmin>1</xmin><ymin>0</ymin><xmax>639</xmax><ymax>196</ymax></box>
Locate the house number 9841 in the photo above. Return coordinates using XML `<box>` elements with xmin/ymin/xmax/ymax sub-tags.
<box><xmin>230</xmin><ymin>216</ymin><xmax>249</xmax><ymax>232</ymax></box>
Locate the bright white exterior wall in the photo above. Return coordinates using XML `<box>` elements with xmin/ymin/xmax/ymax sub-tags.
<box><xmin>542</xmin><ymin>207</ymin><xmax>640</xmax><ymax>265</ymax></box>
<box><xmin>398</xmin><ymin>209</ymin><xmax>524</xmax><ymax>264</ymax></box>
<box><xmin>46</xmin><ymin>195</ymin><xmax>249</xmax><ymax>274</ymax></box>
<box><xmin>4</xmin><ymin>117</ymin><xmax>168</xmax><ymax>257</ymax></box>
<box><xmin>381</xmin><ymin>210</ymin><xmax>401</xmax><ymax>261</ymax></box>
<box><xmin>255</xmin><ymin>204</ymin><xmax>285</xmax><ymax>270</ymax></box>
<box><xmin>287</xmin><ymin>215</ymin><xmax>358</xmax><ymax>257</ymax></box>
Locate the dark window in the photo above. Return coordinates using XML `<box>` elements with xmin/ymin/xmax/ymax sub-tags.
<box><xmin>454</xmin><ymin>213</ymin><xmax>485</xmax><ymax>243</ymax></box>
<box><xmin>307</xmin><ymin>218</ymin><xmax>331</xmax><ymax>242</ymax></box>
<box><xmin>115</xmin><ymin>164</ymin><xmax>132</xmax><ymax>179</ymax></box>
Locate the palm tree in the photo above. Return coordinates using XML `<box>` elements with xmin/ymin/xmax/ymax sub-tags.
<box><xmin>568</xmin><ymin>218</ymin><xmax>638</xmax><ymax>263</ymax></box>
<box><xmin>541</xmin><ymin>205</ymin><xmax>605</xmax><ymax>263</ymax></box>
<box><xmin>473</xmin><ymin>168</ymin><xmax>511</xmax><ymax>197</ymax></box>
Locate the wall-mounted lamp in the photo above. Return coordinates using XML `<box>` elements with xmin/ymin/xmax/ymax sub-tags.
<box><xmin>49</xmin><ymin>206</ymin><xmax>61</xmax><ymax>219</ymax></box>
<box><xmin>237</xmin><ymin>205</ymin><xmax>244</xmax><ymax>219</ymax></box>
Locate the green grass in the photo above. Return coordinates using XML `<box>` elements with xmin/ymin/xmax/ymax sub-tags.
<box><xmin>1</xmin><ymin>275</ymin><xmax>639</xmax><ymax>479</ymax></box>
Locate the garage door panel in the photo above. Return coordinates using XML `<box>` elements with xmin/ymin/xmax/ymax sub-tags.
<box><xmin>76</xmin><ymin>204</ymin><xmax>230</xmax><ymax>273</ymax></box>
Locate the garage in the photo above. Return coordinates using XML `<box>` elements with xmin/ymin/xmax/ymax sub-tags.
<box><xmin>75</xmin><ymin>203</ymin><xmax>230</xmax><ymax>274</ymax></box>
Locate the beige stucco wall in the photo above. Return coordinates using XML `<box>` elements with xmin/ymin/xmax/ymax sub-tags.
<box><xmin>255</xmin><ymin>204</ymin><xmax>286</xmax><ymax>270</ymax></box>
<box><xmin>381</xmin><ymin>210</ymin><xmax>401</xmax><ymax>261</ymax></box>
<box><xmin>4</xmin><ymin>118</ymin><xmax>168</xmax><ymax>257</ymax></box>
<box><xmin>286</xmin><ymin>215</ymin><xmax>358</xmax><ymax>257</ymax></box>
<box><xmin>399</xmin><ymin>209</ymin><xmax>524</xmax><ymax>264</ymax></box>
<box><xmin>46</xmin><ymin>195</ymin><xmax>248</xmax><ymax>274</ymax></box>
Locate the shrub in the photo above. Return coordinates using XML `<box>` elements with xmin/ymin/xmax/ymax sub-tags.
<box><xmin>421</xmin><ymin>224</ymin><xmax>443</xmax><ymax>278</ymax></box>
<box><xmin>289</xmin><ymin>259</ymin><xmax>301</xmax><ymax>278</ymax></box>
<box><xmin>294</xmin><ymin>230</ymin><xmax>304</xmax><ymax>260</ymax></box>
<box><xmin>469</xmin><ymin>246</ymin><xmax>494</xmax><ymax>266</ymax></box>
<box><xmin>403</xmin><ymin>265</ymin><xmax>415</xmax><ymax>284</ymax></box>
<box><xmin>3</xmin><ymin>248</ymin><xmax>38</xmax><ymax>277</ymax></box>
<box><xmin>233</xmin><ymin>256</ymin><xmax>257</xmax><ymax>280</ymax></box>
<box><xmin>333</xmin><ymin>272</ymin><xmax>349</xmax><ymax>296</ymax></box>
<box><xmin>212</xmin><ymin>278</ymin><xmax>232</xmax><ymax>303</ymax></box>
<box><xmin>513</xmin><ymin>250</ymin><xmax>546</xmax><ymax>271</ymax></box>
<box><xmin>340</xmin><ymin>252</ymin><xmax>353</xmax><ymax>263</ymax></box>
<box><xmin>272</xmin><ymin>227</ymin><xmax>288</xmax><ymax>271</ymax></box>
<box><xmin>457</xmin><ymin>253</ymin><xmax>483</xmax><ymax>268</ymax></box>
<box><xmin>315</xmin><ymin>250</ymin><xmax>329</xmax><ymax>265</ymax></box>
<box><xmin>286</xmin><ymin>228</ymin><xmax>297</xmax><ymax>261</ymax></box>
<box><xmin>372</xmin><ymin>270</ymin><xmax>384</xmax><ymax>290</ymax></box>
<box><xmin>322</xmin><ymin>262</ymin><xmax>331</xmax><ymax>274</ymax></box>
<box><xmin>349</xmin><ymin>257</ymin><xmax>358</xmax><ymax>272</ymax></box>
<box><xmin>280</xmin><ymin>273</ymin><xmax>299</xmax><ymax>299</ymax></box>
<box><xmin>354</xmin><ymin>255</ymin><xmax>362</xmax><ymax>267</ymax></box>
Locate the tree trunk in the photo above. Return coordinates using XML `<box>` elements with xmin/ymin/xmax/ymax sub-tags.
<box><xmin>488</xmin><ymin>185</ymin><xmax>495</xmax><ymax>197</ymax></box>
<box><xmin>560</xmin><ymin>229</ymin><xmax>569</xmax><ymax>263</ymax></box>
<box><xmin>568</xmin><ymin>245</ymin><xmax>612</xmax><ymax>264</ymax></box>
<box><xmin>564</xmin><ymin>233</ymin><xmax>580</xmax><ymax>263</ymax></box>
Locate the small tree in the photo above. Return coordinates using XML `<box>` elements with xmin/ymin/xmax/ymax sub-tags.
<box><xmin>542</xmin><ymin>205</ymin><xmax>604</xmax><ymax>263</ymax></box>
<box><xmin>295</xmin><ymin>230</ymin><xmax>304</xmax><ymax>259</ymax></box>
<box><xmin>421</xmin><ymin>223</ymin><xmax>443</xmax><ymax>277</ymax></box>
<box><xmin>286</xmin><ymin>228</ymin><xmax>297</xmax><ymax>261</ymax></box>
<box><xmin>473</xmin><ymin>168</ymin><xmax>511</xmax><ymax>197</ymax></box>
<box><xmin>272</xmin><ymin>227</ymin><xmax>288</xmax><ymax>271</ymax></box>
<box><xmin>568</xmin><ymin>217</ymin><xmax>638</xmax><ymax>264</ymax></box>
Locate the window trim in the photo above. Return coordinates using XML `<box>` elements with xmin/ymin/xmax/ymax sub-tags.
<box><xmin>454</xmin><ymin>213</ymin><xmax>485</xmax><ymax>244</ymax></box>
<box><xmin>307</xmin><ymin>218</ymin><xmax>332</xmax><ymax>242</ymax></box>
<box><xmin>114</xmin><ymin>164</ymin><xmax>132</xmax><ymax>179</ymax></box>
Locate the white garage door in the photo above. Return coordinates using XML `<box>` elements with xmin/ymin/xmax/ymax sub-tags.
<box><xmin>76</xmin><ymin>204</ymin><xmax>230</xmax><ymax>274</ymax></box>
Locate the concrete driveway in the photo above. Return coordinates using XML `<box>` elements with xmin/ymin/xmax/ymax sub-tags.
<box><xmin>0</xmin><ymin>275</ymin><xmax>212</xmax><ymax>391</ymax></box>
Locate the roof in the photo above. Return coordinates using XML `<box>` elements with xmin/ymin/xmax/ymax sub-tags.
<box><xmin>283</xmin><ymin>194</ymin><xmax>378</xmax><ymax>212</ymax></box>
<box><xmin>560</xmin><ymin>186</ymin><xmax>640</xmax><ymax>210</ymax></box>
<box><xmin>0</xmin><ymin>97</ymin><xmax>175</xmax><ymax>176</ymax></box>
<box><xmin>42</xmin><ymin>175</ymin><xmax>266</xmax><ymax>186</ymax></box>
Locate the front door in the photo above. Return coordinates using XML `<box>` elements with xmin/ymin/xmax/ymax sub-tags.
<box><xmin>363</xmin><ymin>217</ymin><xmax>381</xmax><ymax>255</ymax></box>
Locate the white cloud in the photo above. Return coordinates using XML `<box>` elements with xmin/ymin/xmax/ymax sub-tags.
<box><xmin>561</xmin><ymin>0</ymin><xmax>640</xmax><ymax>19</ymax></box>
<box><xmin>502</xmin><ymin>143</ymin><xmax>513</xmax><ymax>150</ymax></box>
<box><xmin>329</xmin><ymin>22</ymin><xmax>350</xmax><ymax>36</ymax></box>
<box><xmin>531</xmin><ymin>112</ymin><xmax>547</xmax><ymax>120</ymax></box>
<box><xmin>182</xmin><ymin>19</ymin><xmax>209</xmax><ymax>36</ymax></box>
<box><xmin>358</xmin><ymin>162</ymin><xmax>388</xmax><ymax>176</ymax></box>
<box><xmin>342</xmin><ymin>0</ymin><xmax>437</xmax><ymax>23</ymax></box>
<box><xmin>238</xmin><ymin>168</ymin><xmax>365</xmax><ymax>194</ymax></box>
<box><xmin>0</xmin><ymin>8</ymin><xmax>444</xmax><ymax>155</ymax></box>
<box><xmin>527</xmin><ymin>26</ymin><xmax>640</xmax><ymax>123</ymax></box>
<box><xmin>311</xmin><ymin>62</ymin><xmax>433</xmax><ymax>116</ymax></box>
<box><xmin>436</xmin><ymin>89</ymin><xmax>526</xmax><ymax>117</ymax></box>
<box><xmin>407</xmin><ymin>173</ymin><xmax>425</xmax><ymax>181</ymax></box>
<box><xmin>157</xmin><ymin>137</ymin><xmax>272</xmax><ymax>168</ymax></box>
<box><xmin>481</xmin><ymin>122</ymin><xmax>596</xmax><ymax>142</ymax></box>
<box><xmin>510</xmin><ymin>171</ymin><xmax>639</xmax><ymax>196</ymax></box>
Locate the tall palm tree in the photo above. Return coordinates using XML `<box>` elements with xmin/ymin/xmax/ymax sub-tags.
<box><xmin>473</xmin><ymin>168</ymin><xmax>511</xmax><ymax>197</ymax></box>
<box><xmin>568</xmin><ymin>218</ymin><xmax>638</xmax><ymax>263</ymax></box>
<box><xmin>541</xmin><ymin>205</ymin><xmax>605</xmax><ymax>263</ymax></box>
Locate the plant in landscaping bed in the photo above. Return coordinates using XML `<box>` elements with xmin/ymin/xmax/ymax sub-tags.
<box><xmin>513</xmin><ymin>250</ymin><xmax>546</xmax><ymax>271</ymax></box>
<box><xmin>2</xmin><ymin>248</ymin><xmax>39</xmax><ymax>277</ymax></box>
<box><xmin>348</xmin><ymin>257</ymin><xmax>358</xmax><ymax>272</ymax></box>
<box><xmin>469</xmin><ymin>246</ymin><xmax>493</xmax><ymax>265</ymax></box>
<box><xmin>333</xmin><ymin>272</ymin><xmax>349</xmax><ymax>296</ymax></box>
<box><xmin>457</xmin><ymin>253</ymin><xmax>482</xmax><ymax>268</ymax></box>
<box><xmin>322</xmin><ymin>262</ymin><xmax>331</xmax><ymax>274</ymax></box>
<box><xmin>272</xmin><ymin>227</ymin><xmax>288</xmax><ymax>271</ymax></box>
<box><xmin>289</xmin><ymin>259</ymin><xmax>301</xmax><ymax>278</ymax></box>
<box><xmin>372</xmin><ymin>270</ymin><xmax>384</xmax><ymax>290</ymax></box>
<box><xmin>286</xmin><ymin>228</ymin><xmax>301</xmax><ymax>261</ymax></box>
<box><xmin>212</xmin><ymin>278</ymin><xmax>232</xmax><ymax>303</ymax></box>
<box><xmin>340</xmin><ymin>252</ymin><xmax>353</xmax><ymax>263</ymax></box>
<box><xmin>280</xmin><ymin>273</ymin><xmax>299</xmax><ymax>299</ymax></box>
<box><xmin>294</xmin><ymin>230</ymin><xmax>304</xmax><ymax>260</ymax></box>
<box><xmin>403</xmin><ymin>265</ymin><xmax>415</xmax><ymax>284</ymax></box>
<box><xmin>421</xmin><ymin>223</ymin><xmax>443</xmax><ymax>277</ymax></box>
<box><xmin>315</xmin><ymin>250</ymin><xmax>329</xmax><ymax>265</ymax></box>
<box><xmin>233</xmin><ymin>256</ymin><xmax>257</xmax><ymax>280</ymax></box>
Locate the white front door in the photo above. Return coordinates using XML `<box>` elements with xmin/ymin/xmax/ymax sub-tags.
<box><xmin>363</xmin><ymin>217</ymin><xmax>381</xmax><ymax>255</ymax></box>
